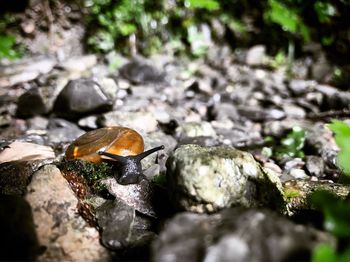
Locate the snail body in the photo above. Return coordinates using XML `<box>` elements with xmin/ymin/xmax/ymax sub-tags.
<box><xmin>65</xmin><ymin>126</ymin><xmax>164</xmax><ymax>184</ymax></box>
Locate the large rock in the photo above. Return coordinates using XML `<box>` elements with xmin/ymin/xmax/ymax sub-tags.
<box><xmin>25</xmin><ymin>165</ymin><xmax>109</xmax><ymax>261</ymax></box>
<box><xmin>152</xmin><ymin>208</ymin><xmax>334</xmax><ymax>262</ymax></box>
<box><xmin>53</xmin><ymin>78</ymin><xmax>113</xmax><ymax>120</ymax></box>
<box><xmin>166</xmin><ymin>144</ymin><xmax>285</xmax><ymax>213</ymax></box>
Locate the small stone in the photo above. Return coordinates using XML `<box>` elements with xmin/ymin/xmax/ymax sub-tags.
<box><xmin>246</xmin><ymin>45</ymin><xmax>266</xmax><ymax>66</ymax></box>
<box><xmin>59</xmin><ymin>55</ymin><xmax>97</xmax><ymax>73</ymax></box>
<box><xmin>176</xmin><ymin>121</ymin><xmax>217</xmax><ymax>138</ymax></box>
<box><xmin>306</xmin><ymin>155</ymin><xmax>325</xmax><ymax>178</ymax></box>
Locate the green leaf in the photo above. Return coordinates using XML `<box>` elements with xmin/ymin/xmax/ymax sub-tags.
<box><xmin>186</xmin><ymin>0</ymin><xmax>220</xmax><ymax>11</ymax></box>
<box><xmin>312</xmin><ymin>244</ymin><xmax>337</xmax><ymax>262</ymax></box>
<box><xmin>327</xmin><ymin>120</ymin><xmax>350</xmax><ymax>175</ymax></box>
<box><xmin>0</xmin><ymin>35</ymin><xmax>22</xmax><ymax>60</ymax></box>
<box><xmin>311</xmin><ymin>191</ymin><xmax>350</xmax><ymax>238</ymax></box>
<box><xmin>275</xmin><ymin>126</ymin><xmax>306</xmax><ymax>159</ymax></box>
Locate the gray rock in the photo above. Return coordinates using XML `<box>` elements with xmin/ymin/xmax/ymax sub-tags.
<box><xmin>78</xmin><ymin>115</ymin><xmax>99</xmax><ymax>129</ymax></box>
<box><xmin>25</xmin><ymin>165</ymin><xmax>109</xmax><ymax>261</ymax></box>
<box><xmin>58</xmin><ymin>55</ymin><xmax>97</xmax><ymax>73</ymax></box>
<box><xmin>176</xmin><ymin>121</ymin><xmax>217</xmax><ymax>138</ymax></box>
<box><xmin>96</xmin><ymin>199</ymin><xmax>155</xmax><ymax>250</ymax></box>
<box><xmin>152</xmin><ymin>208</ymin><xmax>333</xmax><ymax>262</ymax></box>
<box><xmin>166</xmin><ymin>144</ymin><xmax>285</xmax><ymax>213</ymax></box>
<box><xmin>246</xmin><ymin>45</ymin><xmax>266</xmax><ymax>66</ymax></box>
<box><xmin>0</xmin><ymin>56</ymin><xmax>56</xmax><ymax>87</ymax></box>
<box><xmin>53</xmin><ymin>78</ymin><xmax>113</xmax><ymax>120</ymax></box>
<box><xmin>119</xmin><ymin>60</ymin><xmax>166</xmax><ymax>85</ymax></box>
<box><xmin>47</xmin><ymin>118</ymin><xmax>85</xmax><ymax>144</ymax></box>
<box><xmin>315</xmin><ymin>84</ymin><xmax>350</xmax><ymax>110</ymax></box>
<box><xmin>98</xmin><ymin>111</ymin><xmax>158</xmax><ymax>133</ymax></box>
<box><xmin>306</xmin><ymin>155</ymin><xmax>325</xmax><ymax>178</ymax></box>
<box><xmin>288</xmin><ymin>80</ymin><xmax>315</xmax><ymax>96</ymax></box>
<box><xmin>100</xmin><ymin>177</ymin><xmax>157</xmax><ymax>217</ymax></box>
<box><xmin>238</xmin><ymin>107</ymin><xmax>285</xmax><ymax>121</ymax></box>
<box><xmin>16</xmin><ymin>86</ymin><xmax>56</xmax><ymax>118</ymax></box>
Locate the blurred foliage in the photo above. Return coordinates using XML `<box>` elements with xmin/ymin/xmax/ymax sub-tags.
<box><xmin>327</xmin><ymin>120</ymin><xmax>350</xmax><ymax>177</ymax></box>
<box><xmin>0</xmin><ymin>14</ymin><xmax>23</xmax><ymax>61</ymax></box>
<box><xmin>263</xmin><ymin>126</ymin><xmax>306</xmax><ymax>161</ymax></box>
<box><xmin>311</xmin><ymin>190</ymin><xmax>350</xmax><ymax>262</ymax></box>
<box><xmin>0</xmin><ymin>35</ymin><xmax>23</xmax><ymax>60</ymax></box>
<box><xmin>83</xmin><ymin>0</ymin><xmax>350</xmax><ymax>64</ymax></box>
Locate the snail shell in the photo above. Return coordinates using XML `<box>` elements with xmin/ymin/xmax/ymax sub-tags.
<box><xmin>65</xmin><ymin>127</ymin><xmax>144</xmax><ymax>163</ymax></box>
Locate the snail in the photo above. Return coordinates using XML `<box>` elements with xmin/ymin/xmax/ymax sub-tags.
<box><xmin>65</xmin><ymin>126</ymin><xmax>164</xmax><ymax>185</ymax></box>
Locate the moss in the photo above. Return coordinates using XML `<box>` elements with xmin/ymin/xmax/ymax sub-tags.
<box><xmin>58</xmin><ymin>159</ymin><xmax>113</xmax><ymax>194</ymax></box>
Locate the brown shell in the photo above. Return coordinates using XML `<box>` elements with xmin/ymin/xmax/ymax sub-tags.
<box><xmin>65</xmin><ymin>127</ymin><xmax>144</xmax><ymax>163</ymax></box>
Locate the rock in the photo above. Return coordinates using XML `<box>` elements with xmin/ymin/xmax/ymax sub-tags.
<box><xmin>16</xmin><ymin>88</ymin><xmax>52</xmax><ymax>118</ymax></box>
<box><xmin>288</xmin><ymin>80</ymin><xmax>315</xmax><ymax>96</ymax></box>
<box><xmin>175</xmin><ymin>121</ymin><xmax>217</xmax><ymax>138</ymax></box>
<box><xmin>0</xmin><ymin>195</ymin><xmax>41</xmax><ymax>260</ymax></box>
<box><xmin>166</xmin><ymin>144</ymin><xmax>285</xmax><ymax>213</ymax></box>
<box><xmin>282</xmin><ymin>103</ymin><xmax>306</xmax><ymax>119</ymax></box>
<box><xmin>47</xmin><ymin>118</ymin><xmax>85</xmax><ymax>144</ymax></box>
<box><xmin>119</xmin><ymin>60</ymin><xmax>166</xmax><ymax>85</ymax></box>
<box><xmin>211</xmin><ymin>103</ymin><xmax>240</xmax><ymax>121</ymax></box>
<box><xmin>96</xmin><ymin>199</ymin><xmax>155</xmax><ymax>251</ymax></box>
<box><xmin>152</xmin><ymin>208</ymin><xmax>334</xmax><ymax>262</ymax></box>
<box><xmin>53</xmin><ymin>78</ymin><xmax>114</xmax><ymax>120</ymax></box>
<box><xmin>0</xmin><ymin>56</ymin><xmax>56</xmax><ymax>87</ymax></box>
<box><xmin>314</xmin><ymin>84</ymin><xmax>350</xmax><ymax>110</ymax></box>
<box><xmin>246</xmin><ymin>45</ymin><xmax>266</xmax><ymax>66</ymax></box>
<box><xmin>100</xmin><ymin>177</ymin><xmax>157</xmax><ymax>217</ymax></box>
<box><xmin>0</xmin><ymin>160</ymin><xmax>49</xmax><ymax>195</ymax></box>
<box><xmin>97</xmin><ymin>77</ymin><xmax>119</xmax><ymax>100</ymax></box>
<box><xmin>98</xmin><ymin>111</ymin><xmax>158</xmax><ymax>133</ymax></box>
<box><xmin>25</xmin><ymin>165</ymin><xmax>109</xmax><ymax>261</ymax></box>
<box><xmin>0</xmin><ymin>141</ymin><xmax>55</xmax><ymax>163</ymax></box>
<box><xmin>238</xmin><ymin>107</ymin><xmax>285</xmax><ymax>121</ymax></box>
<box><xmin>78</xmin><ymin>115</ymin><xmax>99</xmax><ymax>129</ymax></box>
<box><xmin>58</xmin><ymin>55</ymin><xmax>97</xmax><ymax>73</ymax></box>
<box><xmin>283</xmin><ymin>180</ymin><xmax>350</xmax><ymax>214</ymax></box>
<box><xmin>306</xmin><ymin>156</ymin><xmax>325</xmax><ymax>178</ymax></box>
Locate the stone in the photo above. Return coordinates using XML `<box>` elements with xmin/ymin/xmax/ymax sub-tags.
<box><xmin>25</xmin><ymin>165</ymin><xmax>109</xmax><ymax>261</ymax></box>
<box><xmin>98</xmin><ymin>111</ymin><xmax>158</xmax><ymax>133</ymax></box>
<box><xmin>175</xmin><ymin>121</ymin><xmax>217</xmax><ymax>138</ymax></box>
<box><xmin>53</xmin><ymin>78</ymin><xmax>113</xmax><ymax>120</ymax></box>
<box><xmin>96</xmin><ymin>199</ymin><xmax>155</xmax><ymax>251</ymax></box>
<box><xmin>47</xmin><ymin>118</ymin><xmax>85</xmax><ymax>144</ymax></box>
<box><xmin>0</xmin><ymin>141</ymin><xmax>55</xmax><ymax>163</ymax></box>
<box><xmin>246</xmin><ymin>45</ymin><xmax>266</xmax><ymax>66</ymax></box>
<box><xmin>166</xmin><ymin>144</ymin><xmax>285</xmax><ymax>213</ymax></box>
<box><xmin>119</xmin><ymin>60</ymin><xmax>166</xmax><ymax>85</ymax></box>
<box><xmin>306</xmin><ymin>155</ymin><xmax>325</xmax><ymax>178</ymax></box>
<box><xmin>58</xmin><ymin>55</ymin><xmax>97</xmax><ymax>73</ymax></box>
<box><xmin>152</xmin><ymin>208</ymin><xmax>334</xmax><ymax>262</ymax></box>
<box><xmin>100</xmin><ymin>177</ymin><xmax>157</xmax><ymax>217</ymax></box>
<box><xmin>16</xmin><ymin>86</ymin><xmax>56</xmax><ymax>118</ymax></box>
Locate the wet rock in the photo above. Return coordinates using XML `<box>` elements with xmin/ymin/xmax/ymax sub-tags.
<box><xmin>25</xmin><ymin>165</ymin><xmax>109</xmax><ymax>261</ymax></box>
<box><xmin>152</xmin><ymin>208</ymin><xmax>333</xmax><ymax>262</ymax></box>
<box><xmin>0</xmin><ymin>160</ymin><xmax>49</xmax><ymax>195</ymax></box>
<box><xmin>53</xmin><ymin>78</ymin><xmax>113</xmax><ymax>120</ymax></box>
<box><xmin>98</xmin><ymin>111</ymin><xmax>158</xmax><ymax>133</ymax></box>
<box><xmin>246</xmin><ymin>45</ymin><xmax>266</xmax><ymax>66</ymax></box>
<box><xmin>0</xmin><ymin>195</ymin><xmax>41</xmax><ymax>261</ymax></box>
<box><xmin>283</xmin><ymin>180</ymin><xmax>350</xmax><ymax>214</ymax></box>
<box><xmin>47</xmin><ymin>118</ymin><xmax>84</xmax><ymax>144</ymax></box>
<box><xmin>100</xmin><ymin>177</ymin><xmax>157</xmax><ymax>217</ymax></box>
<box><xmin>0</xmin><ymin>56</ymin><xmax>56</xmax><ymax>87</ymax></box>
<box><xmin>120</xmin><ymin>60</ymin><xmax>166</xmax><ymax>85</ymax></box>
<box><xmin>97</xmin><ymin>77</ymin><xmax>119</xmax><ymax>100</ymax></box>
<box><xmin>96</xmin><ymin>199</ymin><xmax>155</xmax><ymax>251</ymax></box>
<box><xmin>282</xmin><ymin>103</ymin><xmax>306</xmax><ymax>119</ymax></box>
<box><xmin>306</xmin><ymin>155</ymin><xmax>325</xmax><ymax>178</ymax></box>
<box><xmin>166</xmin><ymin>144</ymin><xmax>285</xmax><ymax>213</ymax></box>
<box><xmin>27</xmin><ymin>116</ymin><xmax>49</xmax><ymax>130</ymax></box>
